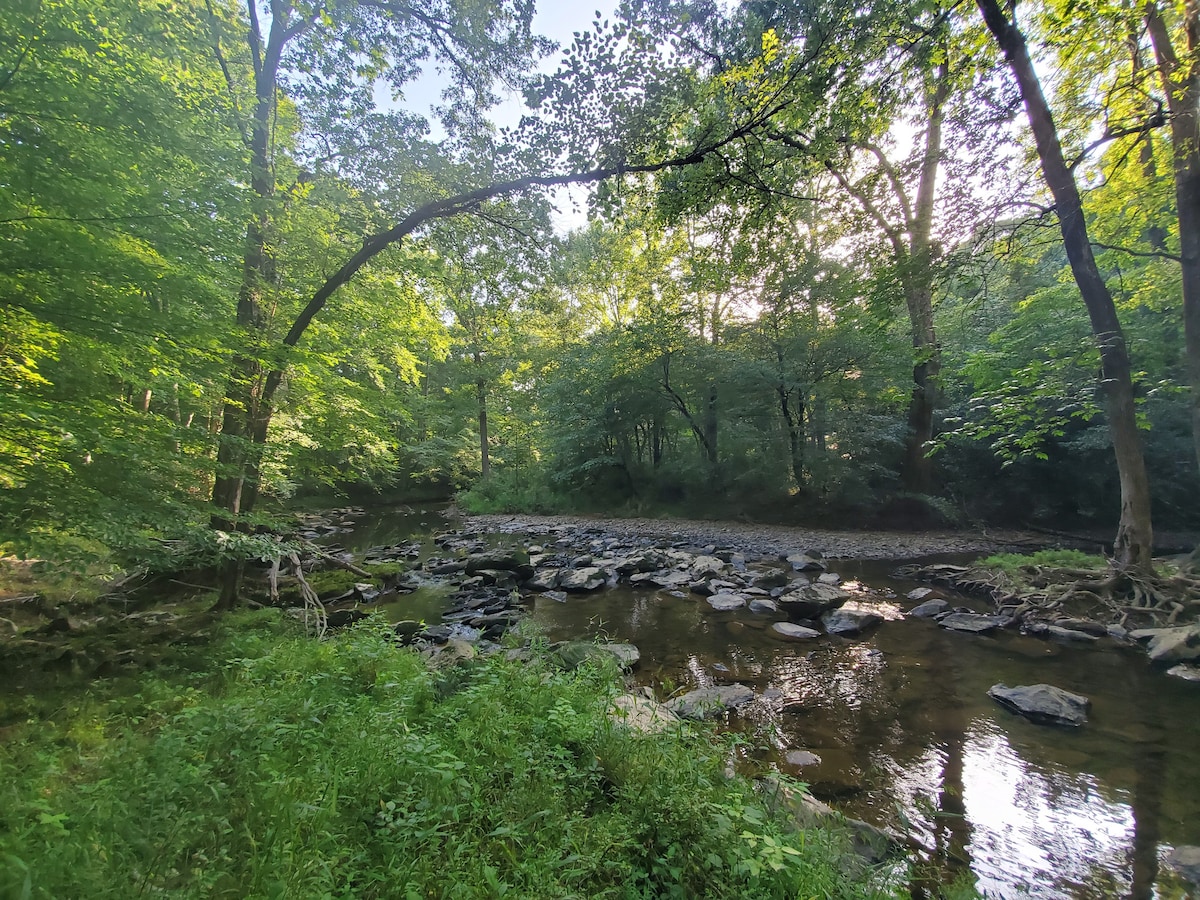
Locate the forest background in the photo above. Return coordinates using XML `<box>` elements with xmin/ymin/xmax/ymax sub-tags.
<box><xmin>2</xmin><ymin>0</ymin><xmax>1198</xmax><ymax>588</ymax></box>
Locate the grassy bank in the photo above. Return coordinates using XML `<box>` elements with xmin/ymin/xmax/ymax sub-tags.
<box><xmin>0</xmin><ymin>613</ymin><xmax>900</xmax><ymax>898</ymax></box>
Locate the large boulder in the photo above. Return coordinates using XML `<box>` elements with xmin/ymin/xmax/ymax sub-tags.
<box><xmin>908</xmin><ymin>598</ymin><xmax>949</xmax><ymax>618</ymax></box>
<box><xmin>690</xmin><ymin>555</ymin><xmax>727</xmax><ymax>578</ymax></box>
<box><xmin>609</xmin><ymin>694</ymin><xmax>680</xmax><ymax>733</ymax></box>
<box><xmin>1165</xmin><ymin>845</ymin><xmax>1200</xmax><ymax>890</ymax></box>
<box><xmin>988</xmin><ymin>683</ymin><xmax>1090</xmax><ymax>727</ymax></box>
<box><xmin>558</xmin><ymin>567</ymin><xmax>607</xmax><ymax>592</ymax></box>
<box><xmin>525</xmin><ymin>568</ymin><xmax>561</xmax><ymax>591</ymax></box>
<box><xmin>785</xmin><ymin>553</ymin><xmax>826</xmax><ymax>572</ymax></box>
<box><xmin>707</xmin><ymin>593</ymin><xmax>747</xmax><ymax>611</ymax></box>
<box><xmin>556</xmin><ymin>641</ymin><xmax>641</xmax><ymax>671</ymax></box>
<box><xmin>464</xmin><ymin>549</ymin><xmax>531</xmax><ymax>576</ymax></box>
<box><xmin>821</xmin><ymin>605</ymin><xmax>882</xmax><ymax>637</ymax></box>
<box><xmin>1130</xmin><ymin>625</ymin><xmax>1200</xmax><ymax>664</ymax></box>
<box><xmin>665</xmin><ymin>684</ymin><xmax>755</xmax><ymax>720</ymax></box>
<box><xmin>777</xmin><ymin>583</ymin><xmax>849</xmax><ymax>619</ymax></box>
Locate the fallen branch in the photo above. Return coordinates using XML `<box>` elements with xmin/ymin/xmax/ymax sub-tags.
<box><xmin>300</xmin><ymin>540</ymin><xmax>372</xmax><ymax>579</ymax></box>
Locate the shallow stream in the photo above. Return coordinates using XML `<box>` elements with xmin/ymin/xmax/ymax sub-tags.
<box><xmin>363</xmin><ymin>507</ymin><xmax>1200</xmax><ymax>898</ymax></box>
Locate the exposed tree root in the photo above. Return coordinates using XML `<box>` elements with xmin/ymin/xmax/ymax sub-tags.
<box><xmin>269</xmin><ymin>552</ymin><xmax>326</xmax><ymax>638</ymax></box>
<box><xmin>906</xmin><ymin>559</ymin><xmax>1200</xmax><ymax>630</ymax></box>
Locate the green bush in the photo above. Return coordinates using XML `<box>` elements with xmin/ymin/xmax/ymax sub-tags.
<box><xmin>0</xmin><ymin>617</ymin><xmax>898</xmax><ymax>898</ymax></box>
<box><xmin>977</xmin><ymin>548</ymin><xmax>1108</xmax><ymax>574</ymax></box>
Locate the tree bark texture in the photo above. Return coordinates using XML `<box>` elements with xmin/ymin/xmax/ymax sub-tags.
<box><xmin>979</xmin><ymin>0</ymin><xmax>1155</xmax><ymax>570</ymax></box>
<box><xmin>1145</xmin><ymin>0</ymin><xmax>1200</xmax><ymax>484</ymax></box>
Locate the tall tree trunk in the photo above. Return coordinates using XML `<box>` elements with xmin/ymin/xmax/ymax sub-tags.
<box><xmin>476</xmin><ymin>385</ymin><xmax>490</xmax><ymax>478</ymax></box>
<box><xmin>777</xmin><ymin>383</ymin><xmax>806</xmax><ymax>488</ymax></box>
<box><xmin>1145</xmin><ymin>0</ymin><xmax>1200</xmax><ymax>484</ymax></box>
<box><xmin>901</xmin><ymin>61</ymin><xmax>950</xmax><ymax>494</ymax></box>
<box><xmin>210</xmin><ymin>7</ymin><xmax>289</xmax><ymax>608</ymax></box>
<box><xmin>979</xmin><ymin>0</ymin><xmax>1155</xmax><ymax>571</ymax></box>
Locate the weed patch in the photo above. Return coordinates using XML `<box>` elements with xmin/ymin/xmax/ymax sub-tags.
<box><xmin>0</xmin><ymin>617</ymin><xmax>901</xmax><ymax>898</ymax></box>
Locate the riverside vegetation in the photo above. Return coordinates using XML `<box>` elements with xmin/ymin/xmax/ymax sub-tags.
<box><xmin>0</xmin><ymin>610</ymin><xmax>915</xmax><ymax>899</ymax></box>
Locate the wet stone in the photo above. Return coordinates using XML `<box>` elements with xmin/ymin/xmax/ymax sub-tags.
<box><xmin>906</xmin><ymin>587</ymin><xmax>934</xmax><ymax>601</ymax></box>
<box><xmin>707</xmin><ymin>593</ymin><xmax>747</xmax><ymax>611</ymax></box>
<box><xmin>748</xmin><ymin>598</ymin><xmax>779</xmax><ymax>614</ymax></box>
<box><xmin>939</xmin><ymin>613</ymin><xmax>1002</xmax><ymax>634</ymax></box>
<box><xmin>821</xmin><ymin>606</ymin><xmax>882</xmax><ymax>637</ymax></box>
<box><xmin>784</xmin><ymin>750</ymin><xmax>823</xmax><ymax>767</ymax></box>
<box><xmin>908</xmin><ymin>598</ymin><xmax>949</xmax><ymax>618</ymax></box>
<box><xmin>665</xmin><ymin>684</ymin><xmax>755</xmax><ymax>720</ymax></box>
<box><xmin>988</xmin><ymin>683</ymin><xmax>1090</xmax><ymax>727</ymax></box>
<box><xmin>772</xmin><ymin>622</ymin><xmax>821</xmax><ymax>641</ymax></box>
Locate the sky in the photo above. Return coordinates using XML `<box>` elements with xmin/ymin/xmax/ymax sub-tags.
<box><xmin>395</xmin><ymin>1</ymin><xmax>620</xmax><ymax>232</ymax></box>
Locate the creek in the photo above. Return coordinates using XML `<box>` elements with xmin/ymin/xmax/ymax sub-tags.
<box><xmin>347</xmin><ymin>505</ymin><xmax>1200</xmax><ymax>899</ymax></box>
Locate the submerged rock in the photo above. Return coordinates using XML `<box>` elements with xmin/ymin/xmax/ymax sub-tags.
<box><xmin>784</xmin><ymin>750</ymin><xmax>823</xmax><ymax>767</ymax></box>
<box><xmin>939</xmin><ymin>612</ymin><xmax>1002</xmax><ymax>634</ymax></box>
<box><xmin>771</xmin><ymin>622</ymin><xmax>821</xmax><ymax>641</ymax></box>
<box><xmin>820</xmin><ymin>606</ymin><xmax>882</xmax><ymax>637</ymax></box>
<box><xmin>665</xmin><ymin>684</ymin><xmax>755</xmax><ymax>720</ymax></box>
<box><xmin>988</xmin><ymin>683</ymin><xmax>1090</xmax><ymax>727</ymax></box>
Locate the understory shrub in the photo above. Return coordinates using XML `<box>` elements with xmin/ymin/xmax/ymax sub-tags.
<box><xmin>0</xmin><ymin>616</ymin><xmax>897</xmax><ymax>898</ymax></box>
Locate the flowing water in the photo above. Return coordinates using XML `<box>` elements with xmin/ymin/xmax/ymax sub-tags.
<box><xmin>358</xmin><ymin>507</ymin><xmax>1200</xmax><ymax>898</ymax></box>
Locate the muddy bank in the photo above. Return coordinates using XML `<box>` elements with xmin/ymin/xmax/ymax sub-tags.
<box><xmin>462</xmin><ymin>512</ymin><xmax>1053</xmax><ymax>560</ymax></box>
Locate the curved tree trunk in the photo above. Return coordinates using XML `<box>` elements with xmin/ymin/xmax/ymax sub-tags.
<box><xmin>979</xmin><ymin>0</ymin><xmax>1155</xmax><ymax>571</ymax></box>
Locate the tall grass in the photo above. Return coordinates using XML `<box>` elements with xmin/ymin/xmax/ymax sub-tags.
<box><xmin>0</xmin><ymin>614</ymin><xmax>900</xmax><ymax>898</ymax></box>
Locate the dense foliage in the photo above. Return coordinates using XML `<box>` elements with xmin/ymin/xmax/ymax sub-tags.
<box><xmin>0</xmin><ymin>615</ymin><xmax>894</xmax><ymax>898</ymax></box>
<box><xmin>2</xmin><ymin>0</ymin><xmax>1198</xmax><ymax>572</ymax></box>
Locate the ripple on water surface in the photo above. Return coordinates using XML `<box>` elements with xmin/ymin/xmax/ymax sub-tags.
<box><xmin>525</xmin><ymin>573</ymin><xmax>1200</xmax><ymax>898</ymax></box>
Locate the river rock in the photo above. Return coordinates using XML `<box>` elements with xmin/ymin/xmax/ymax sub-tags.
<box><xmin>817</xmin><ymin>573</ymin><xmax>841</xmax><ymax>585</ymax></box>
<box><xmin>772</xmin><ymin>622</ymin><xmax>821</xmax><ymax>641</ymax></box>
<box><xmin>751</xmin><ymin>568</ymin><xmax>790</xmax><ymax>589</ymax></box>
<box><xmin>1167</xmin><ymin>664</ymin><xmax>1200</xmax><ymax>682</ymax></box>
<box><xmin>610</xmin><ymin>694</ymin><xmax>680</xmax><ymax>733</ymax></box>
<box><xmin>907</xmin><ymin>587</ymin><xmax>933</xmax><ymax>601</ymax></box>
<box><xmin>1045</xmin><ymin>625</ymin><xmax>1099</xmax><ymax>643</ymax></box>
<box><xmin>988</xmin><ymin>683</ymin><xmax>1090</xmax><ymax>727</ymax></box>
<box><xmin>1132</xmin><ymin>625</ymin><xmax>1200</xmax><ymax>664</ymax></box>
<box><xmin>464</xmin><ymin>549</ymin><xmax>531</xmax><ymax>575</ymax></box>
<box><xmin>691</xmin><ymin>555</ymin><xmax>726</xmax><ymax>578</ymax></box>
<box><xmin>558</xmin><ymin>567</ymin><xmax>607</xmax><ymax>592</ymax></box>
<box><xmin>1165</xmin><ymin>845</ymin><xmax>1200</xmax><ymax>888</ymax></box>
<box><xmin>908</xmin><ymin>598</ymin><xmax>949</xmax><ymax>618</ymax></box>
<box><xmin>821</xmin><ymin>606</ymin><xmax>882</xmax><ymax>637</ymax></box>
<box><xmin>556</xmin><ymin>641</ymin><xmax>641</xmax><ymax>671</ymax></box>
<box><xmin>784</xmin><ymin>750</ymin><xmax>822</xmax><ymax>767</ymax></box>
<box><xmin>786</xmin><ymin>553</ymin><xmax>826</xmax><ymax>572</ymax></box>
<box><xmin>526</xmin><ymin>568</ymin><xmax>561</xmax><ymax>591</ymax></box>
<box><xmin>777</xmin><ymin>582</ymin><xmax>850</xmax><ymax>618</ymax></box>
<box><xmin>939</xmin><ymin>613</ymin><xmax>1002</xmax><ymax>633</ymax></box>
<box><xmin>748</xmin><ymin>598</ymin><xmax>779</xmax><ymax>614</ymax></box>
<box><xmin>665</xmin><ymin>684</ymin><xmax>755</xmax><ymax>719</ymax></box>
<box><xmin>614</xmin><ymin>553</ymin><xmax>661</xmax><ymax>575</ymax></box>
<box><xmin>760</xmin><ymin>776</ymin><xmax>899</xmax><ymax>865</ymax></box>
<box><xmin>707</xmin><ymin>592</ymin><xmax>747</xmax><ymax>611</ymax></box>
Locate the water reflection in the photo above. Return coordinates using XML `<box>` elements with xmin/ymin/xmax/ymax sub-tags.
<box><xmin>526</xmin><ymin>582</ymin><xmax>1200</xmax><ymax>898</ymax></box>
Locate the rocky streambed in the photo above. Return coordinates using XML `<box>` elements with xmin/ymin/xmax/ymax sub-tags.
<box><xmin>290</xmin><ymin>509</ymin><xmax>1200</xmax><ymax>897</ymax></box>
